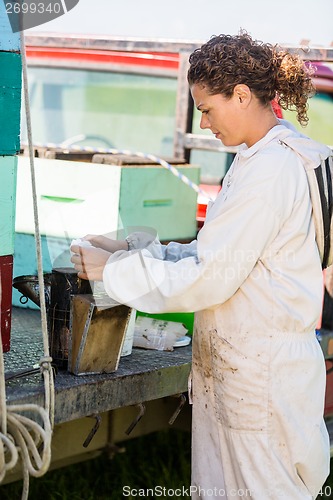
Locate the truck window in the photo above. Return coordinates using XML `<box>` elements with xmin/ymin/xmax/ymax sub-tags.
<box><xmin>21</xmin><ymin>66</ymin><xmax>178</xmax><ymax>157</ymax></box>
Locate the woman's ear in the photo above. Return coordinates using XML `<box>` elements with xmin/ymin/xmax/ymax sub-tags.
<box><xmin>234</xmin><ymin>84</ymin><xmax>251</xmax><ymax>106</ymax></box>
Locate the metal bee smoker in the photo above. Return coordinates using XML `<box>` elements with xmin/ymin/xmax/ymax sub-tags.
<box><xmin>47</xmin><ymin>267</ymin><xmax>92</xmax><ymax>368</ymax></box>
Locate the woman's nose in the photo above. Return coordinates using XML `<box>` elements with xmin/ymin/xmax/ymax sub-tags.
<box><xmin>200</xmin><ymin>114</ymin><xmax>210</xmax><ymax>129</ymax></box>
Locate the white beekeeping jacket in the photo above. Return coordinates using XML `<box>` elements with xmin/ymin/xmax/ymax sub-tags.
<box><xmin>102</xmin><ymin>122</ymin><xmax>331</xmax><ymax>498</ymax></box>
<box><xmin>103</xmin><ymin>123</ymin><xmax>329</xmax><ymax>335</ymax></box>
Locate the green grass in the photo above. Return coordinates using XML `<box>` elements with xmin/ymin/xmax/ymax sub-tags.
<box><xmin>1</xmin><ymin>430</ymin><xmax>333</xmax><ymax>499</ymax></box>
<box><xmin>0</xmin><ymin>430</ymin><xmax>191</xmax><ymax>500</ymax></box>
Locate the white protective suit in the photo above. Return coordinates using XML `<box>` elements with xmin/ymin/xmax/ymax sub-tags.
<box><xmin>102</xmin><ymin>123</ymin><xmax>331</xmax><ymax>499</ymax></box>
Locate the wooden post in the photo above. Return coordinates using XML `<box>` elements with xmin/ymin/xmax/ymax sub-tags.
<box><xmin>0</xmin><ymin>4</ymin><xmax>21</xmax><ymax>352</ymax></box>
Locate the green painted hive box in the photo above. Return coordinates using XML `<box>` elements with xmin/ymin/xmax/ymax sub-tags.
<box><xmin>16</xmin><ymin>156</ymin><xmax>200</xmax><ymax>241</ymax></box>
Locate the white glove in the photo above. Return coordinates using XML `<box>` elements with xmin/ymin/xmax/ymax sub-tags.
<box><xmin>70</xmin><ymin>238</ymin><xmax>92</xmax><ymax>257</ymax></box>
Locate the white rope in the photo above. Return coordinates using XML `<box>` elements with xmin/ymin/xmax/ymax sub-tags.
<box><xmin>0</xmin><ymin>35</ymin><xmax>54</xmax><ymax>498</ymax></box>
<box><xmin>20</xmin><ymin>141</ymin><xmax>214</xmax><ymax>201</ymax></box>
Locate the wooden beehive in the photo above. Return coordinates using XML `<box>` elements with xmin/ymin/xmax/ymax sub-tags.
<box><xmin>15</xmin><ymin>156</ymin><xmax>200</xmax><ymax>242</ymax></box>
<box><xmin>69</xmin><ymin>294</ymin><xmax>132</xmax><ymax>376</ymax></box>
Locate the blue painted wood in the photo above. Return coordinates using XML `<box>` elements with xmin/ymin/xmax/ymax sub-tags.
<box><xmin>0</xmin><ymin>1</ymin><xmax>20</xmax><ymax>51</ymax></box>
<box><xmin>0</xmin><ymin>51</ymin><xmax>22</xmax><ymax>155</ymax></box>
<box><xmin>0</xmin><ymin>2</ymin><xmax>21</xmax><ymax>351</ymax></box>
<box><xmin>0</xmin><ymin>156</ymin><xmax>17</xmax><ymax>256</ymax></box>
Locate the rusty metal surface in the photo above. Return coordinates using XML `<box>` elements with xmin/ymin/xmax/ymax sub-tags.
<box><xmin>4</xmin><ymin>307</ymin><xmax>192</xmax><ymax>425</ymax></box>
<box><xmin>182</xmin><ymin>133</ymin><xmax>240</xmax><ymax>153</ymax></box>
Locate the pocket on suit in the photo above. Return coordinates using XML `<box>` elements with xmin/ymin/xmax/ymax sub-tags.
<box><xmin>210</xmin><ymin>334</ymin><xmax>269</xmax><ymax>432</ymax></box>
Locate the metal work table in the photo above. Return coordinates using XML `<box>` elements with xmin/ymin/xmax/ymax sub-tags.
<box><xmin>4</xmin><ymin>307</ymin><xmax>192</xmax><ymax>425</ymax></box>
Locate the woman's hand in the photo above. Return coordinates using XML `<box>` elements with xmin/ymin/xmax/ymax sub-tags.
<box><xmin>70</xmin><ymin>245</ymin><xmax>111</xmax><ymax>281</ymax></box>
<box><xmin>82</xmin><ymin>234</ymin><xmax>128</xmax><ymax>253</ymax></box>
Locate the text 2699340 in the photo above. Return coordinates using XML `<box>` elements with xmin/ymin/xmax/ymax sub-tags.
<box><xmin>5</xmin><ymin>2</ymin><xmax>62</xmax><ymax>15</ymax></box>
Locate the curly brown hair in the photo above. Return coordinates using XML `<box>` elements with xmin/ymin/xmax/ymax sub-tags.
<box><xmin>187</xmin><ymin>32</ymin><xmax>315</xmax><ymax>126</ymax></box>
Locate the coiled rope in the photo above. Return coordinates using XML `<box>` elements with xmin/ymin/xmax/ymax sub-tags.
<box><xmin>0</xmin><ymin>34</ymin><xmax>54</xmax><ymax>498</ymax></box>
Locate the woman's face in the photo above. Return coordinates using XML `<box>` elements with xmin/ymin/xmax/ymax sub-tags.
<box><xmin>191</xmin><ymin>83</ymin><xmax>248</xmax><ymax>147</ymax></box>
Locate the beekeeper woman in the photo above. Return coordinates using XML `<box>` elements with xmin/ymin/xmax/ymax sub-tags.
<box><xmin>71</xmin><ymin>32</ymin><xmax>331</xmax><ymax>499</ymax></box>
